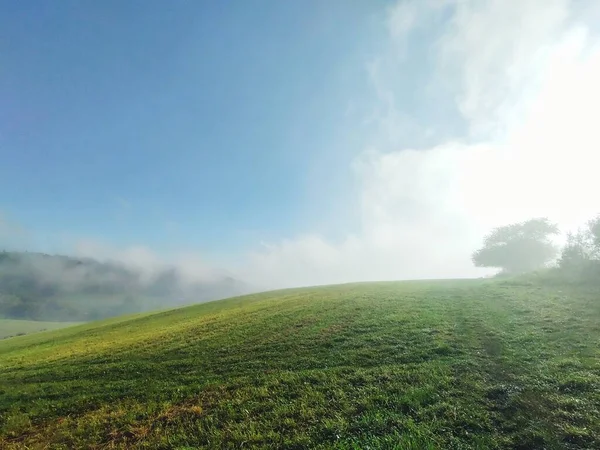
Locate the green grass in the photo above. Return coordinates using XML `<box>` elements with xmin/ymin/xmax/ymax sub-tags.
<box><xmin>0</xmin><ymin>319</ymin><xmax>82</xmax><ymax>340</ymax></box>
<box><xmin>1</xmin><ymin>279</ymin><xmax>599</xmax><ymax>449</ymax></box>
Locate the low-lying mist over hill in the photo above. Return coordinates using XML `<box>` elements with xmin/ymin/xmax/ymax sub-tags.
<box><xmin>0</xmin><ymin>251</ymin><xmax>250</xmax><ymax>322</ymax></box>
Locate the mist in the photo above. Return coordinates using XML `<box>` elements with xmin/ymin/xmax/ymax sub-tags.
<box><xmin>0</xmin><ymin>250</ymin><xmax>250</xmax><ymax>322</ymax></box>
<box><xmin>3</xmin><ymin>0</ymin><xmax>600</xmax><ymax>294</ymax></box>
<box><xmin>229</xmin><ymin>0</ymin><xmax>600</xmax><ymax>289</ymax></box>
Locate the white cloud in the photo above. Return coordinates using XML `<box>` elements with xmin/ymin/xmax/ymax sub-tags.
<box><xmin>232</xmin><ymin>0</ymin><xmax>600</xmax><ymax>289</ymax></box>
<box><xmin>386</xmin><ymin>0</ymin><xmax>417</xmax><ymax>41</ymax></box>
<box><xmin>74</xmin><ymin>240</ymin><xmax>226</xmax><ymax>285</ymax></box>
<box><xmin>438</xmin><ymin>0</ymin><xmax>571</xmax><ymax>136</ymax></box>
<box><xmin>50</xmin><ymin>1</ymin><xmax>600</xmax><ymax>292</ymax></box>
<box><xmin>75</xmin><ymin>240</ymin><xmax>164</xmax><ymax>282</ymax></box>
<box><xmin>387</xmin><ymin>0</ymin><xmax>445</xmax><ymax>42</ymax></box>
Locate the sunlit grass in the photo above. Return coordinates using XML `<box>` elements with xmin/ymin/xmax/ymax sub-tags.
<box><xmin>1</xmin><ymin>279</ymin><xmax>599</xmax><ymax>448</ymax></box>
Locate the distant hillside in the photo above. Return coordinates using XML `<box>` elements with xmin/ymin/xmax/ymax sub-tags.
<box><xmin>0</xmin><ymin>251</ymin><xmax>249</xmax><ymax>321</ymax></box>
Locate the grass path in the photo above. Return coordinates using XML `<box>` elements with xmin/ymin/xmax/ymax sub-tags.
<box><xmin>1</xmin><ymin>279</ymin><xmax>599</xmax><ymax>448</ymax></box>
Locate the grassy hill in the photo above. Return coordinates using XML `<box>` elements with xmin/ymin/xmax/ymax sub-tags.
<box><xmin>0</xmin><ymin>319</ymin><xmax>82</xmax><ymax>339</ymax></box>
<box><xmin>1</xmin><ymin>279</ymin><xmax>599</xmax><ymax>449</ymax></box>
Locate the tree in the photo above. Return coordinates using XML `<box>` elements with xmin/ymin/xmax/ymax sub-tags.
<box><xmin>472</xmin><ymin>218</ymin><xmax>559</xmax><ymax>274</ymax></box>
<box><xmin>0</xmin><ymin>293</ymin><xmax>23</xmax><ymax>318</ymax></box>
<box><xmin>558</xmin><ymin>215</ymin><xmax>600</xmax><ymax>279</ymax></box>
<box><xmin>590</xmin><ymin>215</ymin><xmax>600</xmax><ymax>248</ymax></box>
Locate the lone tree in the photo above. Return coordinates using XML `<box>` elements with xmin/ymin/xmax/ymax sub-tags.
<box><xmin>472</xmin><ymin>218</ymin><xmax>559</xmax><ymax>274</ymax></box>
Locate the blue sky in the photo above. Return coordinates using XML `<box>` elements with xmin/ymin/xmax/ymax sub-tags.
<box><xmin>2</xmin><ymin>0</ymin><xmax>599</xmax><ymax>287</ymax></box>
<box><xmin>1</xmin><ymin>0</ymin><xmax>395</xmax><ymax>256</ymax></box>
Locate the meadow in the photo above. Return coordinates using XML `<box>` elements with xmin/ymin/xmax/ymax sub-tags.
<box><xmin>0</xmin><ymin>319</ymin><xmax>82</xmax><ymax>340</ymax></box>
<box><xmin>1</xmin><ymin>278</ymin><xmax>599</xmax><ymax>449</ymax></box>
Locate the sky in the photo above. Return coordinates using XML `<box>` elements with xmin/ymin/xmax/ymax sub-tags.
<box><xmin>2</xmin><ymin>0</ymin><xmax>600</xmax><ymax>289</ymax></box>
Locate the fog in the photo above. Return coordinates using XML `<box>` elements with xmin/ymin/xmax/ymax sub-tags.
<box><xmin>232</xmin><ymin>0</ymin><xmax>600</xmax><ymax>289</ymax></box>
<box><xmin>3</xmin><ymin>0</ymin><xmax>600</xmax><ymax>293</ymax></box>
<box><xmin>65</xmin><ymin>0</ymin><xmax>600</xmax><ymax>290</ymax></box>
<box><xmin>73</xmin><ymin>240</ymin><xmax>230</xmax><ymax>286</ymax></box>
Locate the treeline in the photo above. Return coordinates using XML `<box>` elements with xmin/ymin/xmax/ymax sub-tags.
<box><xmin>557</xmin><ymin>216</ymin><xmax>600</xmax><ymax>282</ymax></box>
<box><xmin>0</xmin><ymin>252</ymin><xmax>246</xmax><ymax>322</ymax></box>
<box><xmin>473</xmin><ymin>214</ymin><xmax>600</xmax><ymax>282</ymax></box>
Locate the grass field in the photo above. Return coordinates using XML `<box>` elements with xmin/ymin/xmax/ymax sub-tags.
<box><xmin>1</xmin><ymin>278</ymin><xmax>599</xmax><ymax>449</ymax></box>
<box><xmin>0</xmin><ymin>319</ymin><xmax>82</xmax><ymax>340</ymax></box>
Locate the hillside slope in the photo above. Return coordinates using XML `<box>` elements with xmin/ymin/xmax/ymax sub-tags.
<box><xmin>1</xmin><ymin>279</ymin><xmax>599</xmax><ymax>449</ymax></box>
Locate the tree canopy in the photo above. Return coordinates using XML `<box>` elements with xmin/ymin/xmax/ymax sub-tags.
<box><xmin>558</xmin><ymin>215</ymin><xmax>600</xmax><ymax>280</ymax></box>
<box><xmin>472</xmin><ymin>218</ymin><xmax>559</xmax><ymax>274</ymax></box>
